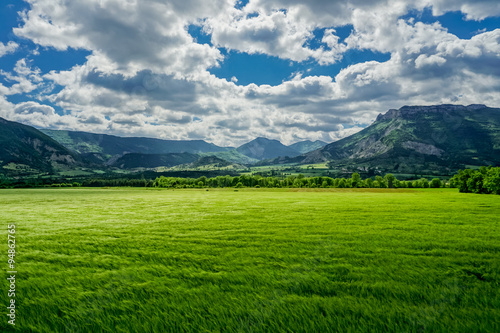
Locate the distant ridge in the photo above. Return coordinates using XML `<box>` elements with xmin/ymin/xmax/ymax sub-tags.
<box><xmin>110</xmin><ymin>152</ymin><xmax>199</xmax><ymax>169</ymax></box>
<box><xmin>288</xmin><ymin>140</ymin><xmax>327</xmax><ymax>154</ymax></box>
<box><xmin>2</xmin><ymin>104</ymin><xmax>499</xmax><ymax>175</ymax></box>
<box><xmin>40</xmin><ymin>129</ymin><xmax>232</xmax><ymax>162</ymax></box>
<box><xmin>236</xmin><ymin>137</ymin><xmax>301</xmax><ymax>160</ymax></box>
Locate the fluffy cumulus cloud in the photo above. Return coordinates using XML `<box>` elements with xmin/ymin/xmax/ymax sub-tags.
<box><xmin>0</xmin><ymin>41</ymin><xmax>18</xmax><ymax>58</ymax></box>
<box><xmin>1</xmin><ymin>0</ymin><xmax>499</xmax><ymax>146</ymax></box>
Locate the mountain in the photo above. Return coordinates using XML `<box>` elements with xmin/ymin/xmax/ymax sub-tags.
<box><xmin>169</xmin><ymin>155</ymin><xmax>246</xmax><ymax>171</ymax></box>
<box><xmin>40</xmin><ymin>129</ymin><xmax>232</xmax><ymax>161</ymax></box>
<box><xmin>0</xmin><ymin>117</ymin><xmax>81</xmax><ymax>175</ymax></box>
<box><xmin>110</xmin><ymin>152</ymin><xmax>199</xmax><ymax>169</ymax></box>
<box><xmin>4</xmin><ymin>104</ymin><xmax>499</xmax><ymax>176</ymax></box>
<box><xmin>236</xmin><ymin>137</ymin><xmax>301</xmax><ymax>160</ymax></box>
<box><xmin>288</xmin><ymin>140</ymin><xmax>328</xmax><ymax>154</ymax></box>
<box><xmin>190</xmin><ymin>155</ymin><xmax>233</xmax><ymax>168</ymax></box>
<box><xmin>199</xmin><ymin>150</ymin><xmax>259</xmax><ymax>165</ymax></box>
<box><xmin>292</xmin><ymin>104</ymin><xmax>500</xmax><ymax>174</ymax></box>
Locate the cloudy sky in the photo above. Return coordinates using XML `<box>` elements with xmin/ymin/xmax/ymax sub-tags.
<box><xmin>1</xmin><ymin>0</ymin><xmax>499</xmax><ymax>146</ymax></box>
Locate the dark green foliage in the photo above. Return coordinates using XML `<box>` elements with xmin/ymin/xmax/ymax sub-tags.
<box><xmin>151</xmin><ymin>173</ymin><xmax>448</xmax><ymax>189</ymax></box>
<box><xmin>351</xmin><ymin>172</ymin><xmax>362</xmax><ymax>188</ymax></box>
<box><xmin>451</xmin><ymin>166</ymin><xmax>500</xmax><ymax>194</ymax></box>
<box><xmin>0</xmin><ymin>174</ymin><xmax>13</xmax><ymax>188</ymax></box>
<box><xmin>430</xmin><ymin>178</ymin><xmax>442</xmax><ymax>188</ymax></box>
<box><xmin>384</xmin><ymin>173</ymin><xmax>396</xmax><ymax>188</ymax></box>
<box><xmin>82</xmin><ymin>178</ymin><xmax>154</xmax><ymax>187</ymax></box>
<box><xmin>484</xmin><ymin>167</ymin><xmax>500</xmax><ymax>194</ymax></box>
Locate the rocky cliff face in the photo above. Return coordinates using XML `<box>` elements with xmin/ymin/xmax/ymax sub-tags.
<box><xmin>0</xmin><ymin>117</ymin><xmax>81</xmax><ymax>174</ymax></box>
<box><xmin>376</xmin><ymin>104</ymin><xmax>487</xmax><ymax>121</ymax></box>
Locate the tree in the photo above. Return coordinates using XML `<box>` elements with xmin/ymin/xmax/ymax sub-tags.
<box><xmin>197</xmin><ymin>176</ymin><xmax>207</xmax><ymax>186</ymax></box>
<box><xmin>375</xmin><ymin>176</ymin><xmax>386</xmax><ymax>188</ymax></box>
<box><xmin>467</xmin><ymin>172</ymin><xmax>486</xmax><ymax>193</ymax></box>
<box><xmin>484</xmin><ymin>167</ymin><xmax>500</xmax><ymax>194</ymax></box>
<box><xmin>0</xmin><ymin>174</ymin><xmax>12</xmax><ymax>188</ymax></box>
<box><xmin>429</xmin><ymin>178</ymin><xmax>442</xmax><ymax>188</ymax></box>
<box><xmin>351</xmin><ymin>172</ymin><xmax>362</xmax><ymax>188</ymax></box>
<box><xmin>450</xmin><ymin>169</ymin><xmax>474</xmax><ymax>192</ymax></box>
<box><xmin>384</xmin><ymin>174</ymin><xmax>396</xmax><ymax>188</ymax></box>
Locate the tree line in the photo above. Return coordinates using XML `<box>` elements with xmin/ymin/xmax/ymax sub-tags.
<box><xmin>153</xmin><ymin>173</ymin><xmax>447</xmax><ymax>189</ymax></box>
<box><xmin>450</xmin><ymin>166</ymin><xmax>500</xmax><ymax>194</ymax></box>
<box><xmin>1</xmin><ymin>167</ymin><xmax>498</xmax><ymax>194</ymax></box>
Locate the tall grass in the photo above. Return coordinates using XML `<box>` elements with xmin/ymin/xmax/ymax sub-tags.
<box><xmin>1</xmin><ymin>188</ymin><xmax>498</xmax><ymax>332</ymax></box>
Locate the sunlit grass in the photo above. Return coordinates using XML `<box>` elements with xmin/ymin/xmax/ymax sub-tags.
<box><xmin>1</xmin><ymin>188</ymin><xmax>498</xmax><ymax>332</ymax></box>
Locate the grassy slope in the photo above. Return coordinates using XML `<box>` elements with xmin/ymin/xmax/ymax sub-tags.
<box><xmin>200</xmin><ymin>150</ymin><xmax>259</xmax><ymax>165</ymax></box>
<box><xmin>41</xmin><ymin>129</ymin><xmax>230</xmax><ymax>156</ymax></box>
<box><xmin>0</xmin><ymin>119</ymin><xmax>79</xmax><ymax>174</ymax></box>
<box><xmin>1</xmin><ymin>188</ymin><xmax>498</xmax><ymax>332</ymax></box>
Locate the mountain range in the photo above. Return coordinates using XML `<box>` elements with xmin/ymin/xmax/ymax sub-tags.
<box><xmin>268</xmin><ymin>104</ymin><xmax>500</xmax><ymax>174</ymax></box>
<box><xmin>1</xmin><ymin>104</ymin><xmax>499</xmax><ymax>176</ymax></box>
<box><xmin>0</xmin><ymin>120</ymin><xmax>327</xmax><ymax>173</ymax></box>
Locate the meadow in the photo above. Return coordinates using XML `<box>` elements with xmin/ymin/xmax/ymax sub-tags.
<box><xmin>1</xmin><ymin>188</ymin><xmax>498</xmax><ymax>332</ymax></box>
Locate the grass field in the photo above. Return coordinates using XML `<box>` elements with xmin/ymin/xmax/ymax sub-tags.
<box><xmin>1</xmin><ymin>188</ymin><xmax>499</xmax><ymax>332</ymax></box>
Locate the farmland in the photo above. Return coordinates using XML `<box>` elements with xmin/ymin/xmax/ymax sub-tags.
<box><xmin>1</xmin><ymin>188</ymin><xmax>499</xmax><ymax>332</ymax></box>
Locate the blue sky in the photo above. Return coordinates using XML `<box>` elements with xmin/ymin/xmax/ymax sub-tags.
<box><xmin>1</xmin><ymin>0</ymin><xmax>500</xmax><ymax>146</ymax></box>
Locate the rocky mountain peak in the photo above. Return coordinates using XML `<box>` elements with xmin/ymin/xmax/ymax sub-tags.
<box><xmin>376</xmin><ymin>104</ymin><xmax>488</xmax><ymax>122</ymax></box>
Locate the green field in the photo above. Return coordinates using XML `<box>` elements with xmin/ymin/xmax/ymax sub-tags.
<box><xmin>1</xmin><ymin>188</ymin><xmax>499</xmax><ymax>332</ymax></box>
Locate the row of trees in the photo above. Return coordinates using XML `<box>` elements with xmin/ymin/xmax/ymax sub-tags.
<box><xmin>82</xmin><ymin>178</ymin><xmax>155</xmax><ymax>187</ymax></box>
<box><xmin>0</xmin><ymin>177</ymin><xmax>155</xmax><ymax>188</ymax></box>
<box><xmin>450</xmin><ymin>166</ymin><xmax>500</xmax><ymax>194</ymax></box>
<box><xmin>153</xmin><ymin>173</ymin><xmax>448</xmax><ymax>189</ymax></box>
<box><xmin>2</xmin><ymin>167</ymin><xmax>497</xmax><ymax>194</ymax></box>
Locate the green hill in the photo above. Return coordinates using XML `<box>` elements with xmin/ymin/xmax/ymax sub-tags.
<box><xmin>288</xmin><ymin>140</ymin><xmax>327</xmax><ymax>154</ymax></box>
<box><xmin>109</xmin><ymin>152</ymin><xmax>199</xmax><ymax>169</ymax></box>
<box><xmin>40</xmin><ymin>129</ymin><xmax>232</xmax><ymax>162</ymax></box>
<box><xmin>199</xmin><ymin>150</ymin><xmax>259</xmax><ymax>165</ymax></box>
<box><xmin>0</xmin><ymin>117</ymin><xmax>81</xmax><ymax>175</ymax></box>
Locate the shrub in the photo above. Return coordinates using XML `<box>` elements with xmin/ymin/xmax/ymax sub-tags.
<box><xmin>429</xmin><ymin>178</ymin><xmax>442</xmax><ymax>188</ymax></box>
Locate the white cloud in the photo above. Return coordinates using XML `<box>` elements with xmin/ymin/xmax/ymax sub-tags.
<box><xmin>14</xmin><ymin>0</ymin><xmax>226</xmax><ymax>77</ymax></box>
<box><xmin>1</xmin><ymin>0</ymin><xmax>499</xmax><ymax>146</ymax></box>
<box><xmin>0</xmin><ymin>41</ymin><xmax>18</xmax><ymax>58</ymax></box>
<box><xmin>206</xmin><ymin>8</ymin><xmax>347</xmax><ymax>65</ymax></box>
<box><xmin>420</xmin><ymin>0</ymin><xmax>500</xmax><ymax>20</ymax></box>
<box><xmin>1</xmin><ymin>59</ymin><xmax>43</xmax><ymax>95</ymax></box>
